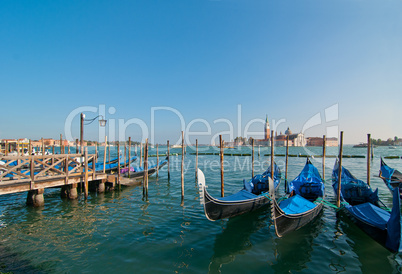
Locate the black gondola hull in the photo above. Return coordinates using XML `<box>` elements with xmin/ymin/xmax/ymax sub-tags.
<box><xmin>203</xmin><ymin>189</ymin><xmax>270</xmax><ymax>221</ymax></box>
<box><xmin>271</xmin><ymin>199</ymin><xmax>323</xmax><ymax>237</ymax></box>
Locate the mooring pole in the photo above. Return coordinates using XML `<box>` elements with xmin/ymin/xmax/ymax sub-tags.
<box><xmin>167</xmin><ymin>140</ymin><xmax>170</xmax><ymax>180</ymax></box>
<box><xmin>128</xmin><ymin>137</ymin><xmax>131</xmax><ymax>178</ymax></box>
<box><xmin>117</xmin><ymin>142</ymin><xmax>121</xmax><ymax>191</ymax></box>
<box><xmin>103</xmin><ymin>136</ymin><xmax>107</xmax><ymax>173</ymax></box>
<box><xmin>367</xmin><ymin>133</ymin><xmax>371</xmax><ymax>186</ymax></box>
<box><xmin>195</xmin><ymin>139</ymin><xmax>198</xmax><ymax>181</ymax></box>
<box><xmin>336</xmin><ymin>131</ymin><xmax>344</xmax><ymax>208</ymax></box>
<box><xmin>139</xmin><ymin>143</ymin><xmax>143</xmax><ymax>167</ymax></box>
<box><xmin>84</xmin><ymin>148</ymin><xmax>89</xmax><ymax>199</ymax></box>
<box><xmin>285</xmin><ymin>135</ymin><xmax>289</xmax><ymax>192</ymax></box>
<box><xmin>220</xmin><ymin>135</ymin><xmax>224</xmax><ymax>197</ymax></box>
<box><xmin>156</xmin><ymin>144</ymin><xmax>159</xmax><ymax>178</ymax></box>
<box><xmin>251</xmin><ymin>138</ymin><xmax>254</xmax><ymax>178</ymax></box>
<box><xmin>143</xmin><ymin>138</ymin><xmax>149</xmax><ymax>197</ymax></box>
<box><xmin>80</xmin><ymin>113</ymin><xmax>84</xmax><ymax>153</ymax></box>
<box><xmin>322</xmin><ymin>135</ymin><xmax>326</xmax><ymax>181</ymax></box>
<box><xmin>181</xmin><ymin>132</ymin><xmax>185</xmax><ymax>203</ymax></box>
<box><xmin>271</xmin><ymin>130</ymin><xmax>274</xmax><ymax>181</ymax></box>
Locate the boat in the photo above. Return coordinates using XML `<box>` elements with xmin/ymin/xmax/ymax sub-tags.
<box><xmin>379</xmin><ymin>158</ymin><xmax>402</xmax><ymax>198</ymax></box>
<box><xmin>270</xmin><ymin>158</ymin><xmax>325</xmax><ymax>237</ymax></box>
<box><xmin>100</xmin><ymin>156</ymin><xmax>137</xmax><ymax>173</ymax></box>
<box><xmin>332</xmin><ymin>159</ymin><xmax>402</xmax><ymax>252</ymax></box>
<box><xmin>198</xmin><ymin>163</ymin><xmax>282</xmax><ymax>221</ymax></box>
<box><xmin>121</xmin><ymin>157</ymin><xmax>168</xmax><ymax>179</ymax></box>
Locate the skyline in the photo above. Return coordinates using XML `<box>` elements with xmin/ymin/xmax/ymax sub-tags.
<box><xmin>1</xmin><ymin>0</ymin><xmax>401</xmax><ymax>145</ymax></box>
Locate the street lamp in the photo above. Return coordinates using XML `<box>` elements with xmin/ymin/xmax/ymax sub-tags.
<box><xmin>80</xmin><ymin>113</ymin><xmax>107</xmax><ymax>153</ymax></box>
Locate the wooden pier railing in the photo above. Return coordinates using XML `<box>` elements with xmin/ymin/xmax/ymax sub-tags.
<box><xmin>0</xmin><ymin>153</ymin><xmax>107</xmax><ymax>196</ymax></box>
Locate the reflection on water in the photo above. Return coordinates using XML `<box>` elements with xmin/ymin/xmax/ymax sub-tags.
<box><xmin>335</xmin><ymin>212</ymin><xmax>402</xmax><ymax>273</ymax></box>
<box><xmin>209</xmin><ymin>207</ymin><xmax>270</xmax><ymax>273</ymax></box>
<box><xmin>271</xmin><ymin>211</ymin><xmax>324</xmax><ymax>273</ymax></box>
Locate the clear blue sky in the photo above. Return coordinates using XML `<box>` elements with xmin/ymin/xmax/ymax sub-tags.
<box><xmin>1</xmin><ymin>0</ymin><xmax>401</xmax><ymax>145</ymax></box>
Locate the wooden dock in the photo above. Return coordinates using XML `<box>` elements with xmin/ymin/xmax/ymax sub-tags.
<box><xmin>0</xmin><ymin>153</ymin><xmax>115</xmax><ymax>206</ymax></box>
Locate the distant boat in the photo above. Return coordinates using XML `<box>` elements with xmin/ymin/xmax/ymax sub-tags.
<box><xmin>389</xmin><ymin>146</ymin><xmax>397</xmax><ymax>149</ymax></box>
<box><xmin>353</xmin><ymin>143</ymin><xmax>368</xmax><ymax>148</ymax></box>
<box><xmin>270</xmin><ymin>158</ymin><xmax>325</xmax><ymax>237</ymax></box>
<box><xmin>333</xmin><ymin>159</ymin><xmax>402</xmax><ymax>252</ymax></box>
<box><xmin>171</xmin><ymin>144</ymin><xmax>183</xmax><ymax>149</ymax></box>
<box><xmin>198</xmin><ymin>163</ymin><xmax>281</xmax><ymax>221</ymax></box>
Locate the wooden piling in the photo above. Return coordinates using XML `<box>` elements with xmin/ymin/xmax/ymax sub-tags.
<box><xmin>367</xmin><ymin>133</ymin><xmax>371</xmax><ymax>186</ymax></box>
<box><xmin>108</xmin><ymin>140</ymin><xmax>110</xmax><ymax>164</ymax></box>
<box><xmin>181</xmin><ymin>132</ymin><xmax>185</xmax><ymax>202</ymax></box>
<box><xmin>156</xmin><ymin>144</ymin><xmax>159</xmax><ymax>177</ymax></box>
<box><xmin>285</xmin><ymin>135</ymin><xmax>289</xmax><ymax>192</ymax></box>
<box><xmin>322</xmin><ymin>135</ymin><xmax>326</xmax><ymax>181</ymax></box>
<box><xmin>251</xmin><ymin>138</ymin><xmax>254</xmax><ymax>178</ymax></box>
<box><xmin>75</xmin><ymin>139</ymin><xmax>79</xmax><ymax>154</ymax></box>
<box><xmin>29</xmin><ymin>139</ymin><xmax>32</xmax><ymax>156</ymax></box>
<box><xmin>139</xmin><ymin>143</ymin><xmax>143</xmax><ymax>167</ymax></box>
<box><xmin>117</xmin><ymin>142</ymin><xmax>121</xmax><ymax>190</ymax></box>
<box><xmin>41</xmin><ymin>138</ymin><xmax>44</xmax><ymax>156</ymax></box>
<box><xmin>143</xmin><ymin>138</ymin><xmax>149</xmax><ymax>196</ymax></box>
<box><xmin>270</xmin><ymin>130</ymin><xmax>274</xmax><ymax>180</ymax></box>
<box><xmin>84</xmin><ymin>148</ymin><xmax>89</xmax><ymax>199</ymax></box>
<box><xmin>220</xmin><ymin>135</ymin><xmax>224</xmax><ymax>197</ymax></box>
<box><xmin>167</xmin><ymin>140</ymin><xmax>170</xmax><ymax>180</ymax></box>
<box><xmin>60</xmin><ymin>134</ymin><xmax>63</xmax><ymax>154</ymax></box>
<box><xmin>195</xmin><ymin>139</ymin><xmax>198</xmax><ymax>181</ymax></box>
<box><xmin>124</xmin><ymin>142</ymin><xmax>127</xmax><ymax>170</ymax></box>
<box><xmin>128</xmin><ymin>137</ymin><xmax>131</xmax><ymax>179</ymax></box>
<box><xmin>103</xmin><ymin>136</ymin><xmax>107</xmax><ymax>173</ymax></box>
<box><xmin>80</xmin><ymin>113</ymin><xmax>84</xmax><ymax>153</ymax></box>
<box><xmin>93</xmin><ymin>143</ymin><xmax>97</xmax><ymax>181</ymax></box>
<box><xmin>336</xmin><ymin>131</ymin><xmax>344</xmax><ymax>208</ymax></box>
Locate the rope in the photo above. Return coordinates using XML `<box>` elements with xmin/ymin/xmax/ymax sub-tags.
<box><xmin>315</xmin><ymin>197</ymin><xmax>345</xmax><ymax>211</ymax></box>
<box><xmin>260</xmin><ymin>192</ymin><xmax>272</xmax><ymax>201</ymax></box>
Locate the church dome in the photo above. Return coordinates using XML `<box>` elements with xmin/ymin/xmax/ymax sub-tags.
<box><xmin>285</xmin><ymin>127</ymin><xmax>292</xmax><ymax>135</ymax></box>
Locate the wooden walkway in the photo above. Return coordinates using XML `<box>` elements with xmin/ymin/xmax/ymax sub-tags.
<box><xmin>0</xmin><ymin>153</ymin><xmax>108</xmax><ymax>196</ymax></box>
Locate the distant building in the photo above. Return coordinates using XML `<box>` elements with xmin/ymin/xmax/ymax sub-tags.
<box><xmin>254</xmin><ymin>115</ymin><xmax>271</xmax><ymax>146</ymax></box>
<box><xmin>306</xmin><ymin>137</ymin><xmax>338</xmax><ymax>147</ymax></box>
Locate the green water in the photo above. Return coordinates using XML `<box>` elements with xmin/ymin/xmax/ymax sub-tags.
<box><xmin>1</xmin><ymin>146</ymin><xmax>402</xmax><ymax>273</ymax></box>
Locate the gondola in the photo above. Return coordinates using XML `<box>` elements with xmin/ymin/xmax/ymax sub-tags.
<box><xmin>88</xmin><ymin>156</ymin><xmax>120</xmax><ymax>170</ymax></box>
<box><xmin>379</xmin><ymin>158</ymin><xmax>402</xmax><ymax>199</ymax></box>
<box><xmin>332</xmin><ymin>159</ymin><xmax>402</xmax><ymax>252</ymax></box>
<box><xmin>121</xmin><ymin>157</ymin><xmax>168</xmax><ymax>179</ymax></box>
<box><xmin>198</xmin><ymin>163</ymin><xmax>281</xmax><ymax>221</ymax></box>
<box><xmin>270</xmin><ymin>158</ymin><xmax>324</xmax><ymax>237</ymax></box>
<box><xmin>103</xmin><ymin>156</ymin><xmax>137</xmax><ymax>173</ymax></box>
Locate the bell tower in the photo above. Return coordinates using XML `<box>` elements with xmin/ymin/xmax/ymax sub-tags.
<box><xmin>264</xmin><ymin>115</ymin><xmax>270</xmax><ymax>140</ymax></box>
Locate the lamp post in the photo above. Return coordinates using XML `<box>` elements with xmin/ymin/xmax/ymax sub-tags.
<box><xmin>80</xmin><ymin>113</ymin><xmax>107</xmax><ymax>153</ymax></box>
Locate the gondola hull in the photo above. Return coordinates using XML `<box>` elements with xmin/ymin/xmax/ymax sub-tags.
<box><xmin>269</xmin><ymin>158</ymin><xmax>325</xmax><ymax>237</ymax></box>
<box><xmin>124</xmin><ymin>159</ymin><xmax>167</xmax><ymax>179</ymax></box>
<box><xmin>271</xmin><ymin>199</ymin><xmax>323</xmax><ymax>237</ymax></box>
<box><xmin>197</xmin><ymin>168</ymin><xmax>278</xmax><ymax>221</ymax></box>
<box><xmin>202</xmin><ymin>189</ymin><xmax>270</xmax><ymax>221</ymax></box>
<box><xmin>333</xmin><ymin>160</ymin><xmax>402</xmax><ymax>253</ymax></box>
